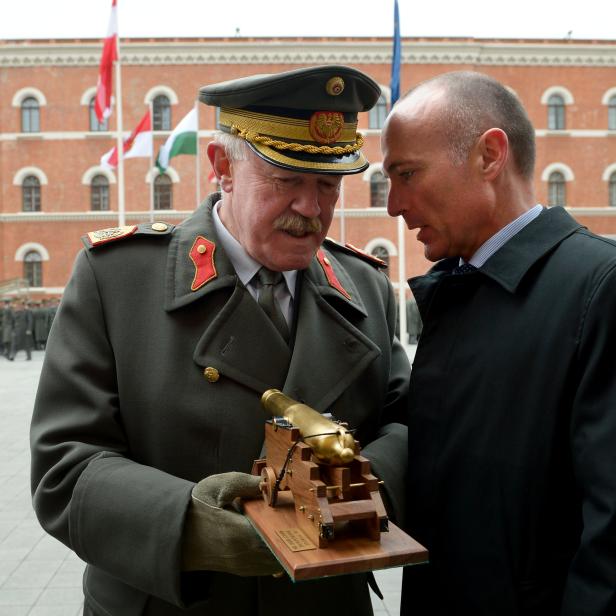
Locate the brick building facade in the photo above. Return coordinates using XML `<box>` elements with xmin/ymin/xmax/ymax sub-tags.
<box><xmin>1</xmin><ymin>36</ymin><xmax>616</xmax><ymax>300</ymax></box>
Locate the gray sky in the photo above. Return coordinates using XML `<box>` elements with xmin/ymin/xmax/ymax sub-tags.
<box><xmin>0</xmin><ymin>0</ymin><xmax>614</xmax><ymax>41</ymax></box>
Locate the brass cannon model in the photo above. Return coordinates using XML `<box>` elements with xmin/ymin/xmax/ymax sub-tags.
<box><xmin>252</xmin><ymin>389</ymin><xmax>388</xmax><ymax>549</ymax></box>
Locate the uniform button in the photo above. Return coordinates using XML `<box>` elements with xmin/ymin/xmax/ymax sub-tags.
<box><xmin>203</xmin><ymin>367</ymin><xmax>220</xmax><ymax>382</ymax></box>
<box><xmin>151</xmin><ymin>222</ymin><xmax>168</xmax><ymax>232</ymax></box>
<box><xmin>197</xmin><ymin>244</ymin><xmax>207</xmax><ymax>254</ymax></box>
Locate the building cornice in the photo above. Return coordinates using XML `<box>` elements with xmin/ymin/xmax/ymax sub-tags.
<box><xmin>3</xmin><ymin>207</ymin><xmax>616</xmax><ymax>223</ymax></box>
<box><xmin>1</xmin><ymin>38</ymin><xmax>616</xmax><ymax>68</ymax></box>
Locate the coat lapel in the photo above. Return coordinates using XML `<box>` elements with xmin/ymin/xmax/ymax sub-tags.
<box><xmin>164</xmin><ymin>197</ymin><xmax>379</xmax><ymax>402</ymax></box>
<box><xmin>283</xmin><ymin>248</ymin><xmax>380</xmax><ymax>412</ymax></box>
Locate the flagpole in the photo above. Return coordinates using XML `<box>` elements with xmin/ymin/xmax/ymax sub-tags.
<box><xmin>195</xmin><ymin>100</ymin><xmax>201</xmax><ymax>207</ymax></box>
<box><xmin>339</xmin><ymin>178</ymin><xmax>345</xmax><ymax>244</ymax></box>
<box><xmin>149</xmin><ymin>102</ymin><xmax>154</xmax><ymax>223</ymax></box>
<box><xmin>114</xmin><ymin>6</ymin><xmax>125</xmax><ymax>227</ymax></box>
<box><xmin>397</xmin><ymin>215</ymin><xmax>408</xmax><ymax>346</ymax></box>
<box><xmin>391</xmin><ymin>0</ymin><xmax>407</xmax><ymax>345</ymax></box>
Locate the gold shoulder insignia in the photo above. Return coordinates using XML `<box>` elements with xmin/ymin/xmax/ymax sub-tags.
<box><xmin>84</xmin><ymin>225</ymin><xmax>137</xmax><ymax>249</ymax></box>
<box><xmin>323</xmin><ymin>237</ymin><xmax>387</xmax><ymax>268</ymax></box>
<box><xmin>82</xmin><ymin>222</ymin><xmax>175</xmax><ymax>250</ymax></box>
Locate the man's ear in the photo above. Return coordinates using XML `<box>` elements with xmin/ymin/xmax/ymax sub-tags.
<box><xmin>476</xmin><ymin>128</ymin><xmax>508</xmax><ymax>181</ymax></box>
<box><xmin>206</xmin><ymin>141</ymin><xmax>233</xmax><ymax>193</ymax></box>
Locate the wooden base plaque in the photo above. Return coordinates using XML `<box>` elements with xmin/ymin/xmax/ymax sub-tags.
<box><xmin>245</xmin><ymin>490</ymin><xmax>428</xmax><ymax>582</ymax></box>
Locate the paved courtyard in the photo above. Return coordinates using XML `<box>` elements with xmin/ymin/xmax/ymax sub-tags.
<box><xmin>0</xmin><ymin>345</ymin><xmax>417</xmax><ymax>615</ymax></box>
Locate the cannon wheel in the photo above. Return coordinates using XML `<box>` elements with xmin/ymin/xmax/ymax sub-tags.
<box><xmin>260</xmin><ymin>466</ymin><xmax>278</xmax><ymax>507</ymax></box>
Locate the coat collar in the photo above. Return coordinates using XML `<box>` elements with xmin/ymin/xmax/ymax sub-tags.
<box><xmin>478</xmin><ymin>206</ymin><xmax>583</xmax><ymax>293</ymax></box>
<box><xmin>164</xmin><ymin>193</ymin><xmax>368</xmax><ymax>317</ymax></box>
<box><xmin>410</xmin><ymin>207</ymin><xmax>584</xmax><ymax>317</ymax></box>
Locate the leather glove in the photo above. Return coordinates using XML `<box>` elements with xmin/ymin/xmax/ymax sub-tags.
<box><xmin>181</xmin><ymin>472</ymin><xmax>281</xmax><ymax>576</ymax></box>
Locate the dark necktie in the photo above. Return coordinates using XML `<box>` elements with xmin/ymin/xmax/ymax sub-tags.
<box><xmin>256</xmin><ymin>267</ymin><xmax>290</xmax><ymax>342</ymax></box>
<box><xmin>452</xmin><ymin>262</ymin><xmax>477</xmax><ymax>275</ymax></box>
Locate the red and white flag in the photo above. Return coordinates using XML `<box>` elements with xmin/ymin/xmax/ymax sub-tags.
<box><xmin>101</xmin><ymin>110</ymin><xmax>152</xmax><ymax>168</ymax></box>
<box><xmin>94</xmin><ymin>0</ymin><xmax>118</xmax><ymax>122</ymax></box>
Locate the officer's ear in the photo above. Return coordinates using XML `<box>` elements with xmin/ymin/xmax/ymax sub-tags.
<box><xmin>206</xmin><ymin>142</ymin><xmax>233</xmax><ymax>193</ymax></box>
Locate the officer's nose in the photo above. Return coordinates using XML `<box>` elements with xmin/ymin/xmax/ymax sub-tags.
<box><xmin>292</xmin><ymin>185</ymin><xmax>321</xmax><ymax>219</ymax></box>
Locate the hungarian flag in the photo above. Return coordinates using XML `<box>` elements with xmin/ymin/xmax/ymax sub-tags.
<box><xmin>101</xmin><ymin>110</ymin><xmax>152</xmax><ymax>168</ymax></box>
<box><xmin>94</xmin><ymin>0</ymin><xmax>118</xmax><ymax>122</ymax></box>
<box><xmin>156</xmin><ymin>108</ymin><xmax>198</xmax><ymax>172</ymax></box>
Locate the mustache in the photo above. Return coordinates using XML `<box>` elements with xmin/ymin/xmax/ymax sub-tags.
<box><xmin>273</xmin><ymin>214</ymin><xmax>322</xmax><ymax>237</ymax></box>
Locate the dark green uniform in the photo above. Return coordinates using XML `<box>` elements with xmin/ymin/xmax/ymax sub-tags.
<box><xmin>31</xmin><ymin>195</ymin><xmax>409</xmax><ymax>616</ymax></box>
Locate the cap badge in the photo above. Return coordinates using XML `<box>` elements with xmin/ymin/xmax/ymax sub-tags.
<box><xmin>325</xmin><ymin>76</ymin><xmax>345</xmax><ymax>96</ymax></box>
<box><xmin>309</xmin><ymin>111</ymin><xmax>344</xmax><ymax>145</ymax></box>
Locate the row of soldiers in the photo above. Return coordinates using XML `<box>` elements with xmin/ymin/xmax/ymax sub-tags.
<box><xmin>1</xmin><ymin>298</ymin><xmax>59</xmax><ymax>361</ymax></box>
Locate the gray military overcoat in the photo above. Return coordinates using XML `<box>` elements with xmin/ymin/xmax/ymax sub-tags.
<box><xmin>31</xmin><ymin>195</ymin><xmax>409</xmax><ymax>616</ymax></box>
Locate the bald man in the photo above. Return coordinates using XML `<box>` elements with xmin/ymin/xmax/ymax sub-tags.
<box><xmin>382</xmin><ymin>71</ymin><xmax>616</xmax><ymax>616</ymax></box>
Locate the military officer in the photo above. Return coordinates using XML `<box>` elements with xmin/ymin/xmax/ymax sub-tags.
<box><xmin>31</xmin><ymin>65</ymin><xmax>409</xmax><ymax>616</ymax></box>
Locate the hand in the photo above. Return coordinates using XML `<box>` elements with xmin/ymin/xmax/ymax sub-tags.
<box><xmin>181</xmin><ymin>472</ymin><xmax>282</xmax><ymax>577</ymax></box>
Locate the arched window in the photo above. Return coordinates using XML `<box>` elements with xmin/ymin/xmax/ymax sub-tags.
<box><xmin>370</xmin><ymin>171</ymin><xmax>388</xmax><ymax>207</ymax></box>
<box><xmin>369</xmin><ymin>95</ymin><xmax>388</xmax><ymax>129</ymax></box>
<box><xmin>154</xmin><ymin>174</ymin><xmax>172</xmax><ymax>209</ymax></box>
<box><xmin>610</xmin><ymin>172</ymin><xmax>616</xmax><ymax>208</ymax></box>
<box><xmin>609</xmin><ymin>95</ymin><xmax>616</xmax><ymax>131</ymax></box>
<box><xmin>371</xmin><ymin>245</ymin><xmax>390</xmax><ymax>269</ymax></box>
<box><xmin>547</xmin><ymin>94</ymin><xmax>565</xmax><ymax>130</ymax></box>
<box><xmin>24</xmin><ymin>251</ymin><xmax>42</xmax><ymax>287</ymax></box>
<box><xmin>153</xmin><ymin>95</ymin><xmax>171</xmax><ymax>131</ymax></box>
<box><xmin>91</xmin><ymin>175</ymin><xmax>110</xmax><ymax>211</ymax></box>
<box><xmin>548</xmin><ymin>171</ymin><xmax>566</xmax><ymax>206</ymax></box>
<box><xmin>21</xmin><ymin>97</ymin><xmax>40</xmax><ymax>133</ymax></box>
<box><xmin>89</xmin><ymin>98</ymin><xmax>108</xmax><ymax>131</ymax></box>
<box><xmin>22</xmin><ymin>176</ymin><xmax>41</xmax><ymax>212</ymax></box>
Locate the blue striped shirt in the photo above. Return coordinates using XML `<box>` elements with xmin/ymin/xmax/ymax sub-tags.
<box><xmin>466</xmin><ymin>204</ymin><xmax>544</xmax><ymax>268</ymax></box>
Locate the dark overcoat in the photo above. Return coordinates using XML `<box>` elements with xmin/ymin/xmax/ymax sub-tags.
<box><xmin>31</xmin><ymin>195</ymin><xmax>409</xmax><ymax>616</ymax></box>
<box><xmin>401</xmin><ymin>206</ymin><xmax>616</xmax><ymax>615</ymax></box>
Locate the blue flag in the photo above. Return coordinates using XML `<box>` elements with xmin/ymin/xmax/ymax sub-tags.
<box><xmin>390</xmin><ymin>0</ymin><xmax>401</xmax><ymax>106</ymax></box>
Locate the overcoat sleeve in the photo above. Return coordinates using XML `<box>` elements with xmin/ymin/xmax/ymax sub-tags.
<box><xmin>358</xmin><ymin>270</ymin><xmax>409</xmax><ymax>526</ymax></box>
<box><xmin>564</xmin><ymin>263</ymin><xmax>616</xmax><ymax>615</ymax></box>
<box><xmin>30</xmin><ymin>251</ymin><xmax>195</xmax><ymax>607</ymax></box>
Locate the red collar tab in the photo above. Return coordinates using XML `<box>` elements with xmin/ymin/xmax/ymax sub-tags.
<box><xmin>317</xmin><ymin>249</ymin><xmax>351</xmax><ymax>300</ymax></box>
<box><xmin>189</xmin><ymin>236</ymin><xmax>217</xmax><ymax>291</ymax></box>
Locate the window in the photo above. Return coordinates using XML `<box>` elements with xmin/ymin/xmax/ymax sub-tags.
<box><xmin>370</xmin><ymin>171</ymin><xmax>388</xmax><ymax>208</ymax></box>
<box><xmin>91</xmin><ymin>175</ymin><xmax>110</xmax><ymax>211</ymax></box>
<box><xmin>610</xmin><ymin>172</ymin><xmax>616</xmax><ymax>208</ymax></box>
<box><xmin>22</xmin><ymin>176</ymin><xmax>41</xmax><ymax>212</ymax></box>
<box><xmin>153</xmin><ymin>95</ymin><xmax>171</xmax><ymax>131</ymax></box>
<box><xmin>609</xmin><ymin>95</ymin><xmax>616</xmax><ymax>131</ymax></box>
<box><xmin>547</xmin><ymin>94</ymin><xmax>565</xmax><ymax>130</ymax></box>
<box><xmin>24</xmin><ymin>251</ymin><xmax>42</xmax><ymax>287</ymax></box>
<box><xmin>548</xmin><ymin>171</ymin><xmax>566</xmax><ymax>207</ymax></box>
<box><xmin>89</xmin><ymin>98</ymin><xmax>108</xmax><ymax>131</ymax></box>
<box><xmin>21</xmin><ymin>97</ymin><xmax>40</xmax><ymax>133</ymax></box>
<box><xmin>154</xmin><ymin>174</ymin><xmax>172</xmax><ymax>209</ymax></box>
<box><xmin>369</xmin><ymin>95</ymin><xmax>388</xmax><ymax>129</ymax></box>
<box><xmin>371</xmin><ymin>245</ymin><xmax>390</xmax><ymax>269</ymax></box>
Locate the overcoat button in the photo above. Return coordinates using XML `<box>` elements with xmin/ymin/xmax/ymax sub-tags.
<box><xmin>203</xmin><ymin>367</ymin><xmax>220</xmax><ymax>382</ymax></box>
<box><xmin>151</xmin><ymin>222</ymin><xmax>168</xmax><ymax>232</ymax></box>
<box><xmin>197</xmin><ymin>244</ymin><xmax>207</xmax><ymax>254</ymax></box>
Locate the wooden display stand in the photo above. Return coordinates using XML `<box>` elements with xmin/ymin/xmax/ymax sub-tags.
<box><xmin>246</xmin><ymin>419</ymin><xmax>428</xmax><ymax>581</ymax></box>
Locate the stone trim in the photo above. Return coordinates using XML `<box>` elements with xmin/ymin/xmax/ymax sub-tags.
<box><xmin>1</xmin><ymin>38</ymin><xmax>615</xmax><ymax>68</ymax></box>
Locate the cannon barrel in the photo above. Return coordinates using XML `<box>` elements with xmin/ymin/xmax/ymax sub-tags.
<box><xmin>261</xmin><ymin>389</ymin><xmax>356</xmax><ymax>465</ymax></box>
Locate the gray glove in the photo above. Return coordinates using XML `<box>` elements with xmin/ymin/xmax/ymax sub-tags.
<box><xmin>181</xmin><ymin>472</ymin><xmax>281</xmax><ymax>576</ymax></box>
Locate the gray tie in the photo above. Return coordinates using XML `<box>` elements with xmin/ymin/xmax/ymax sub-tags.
<box><xmin>256</xmin><ymin>267</ymin><xmax>290</xmax><ymax>342</ymax></box>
